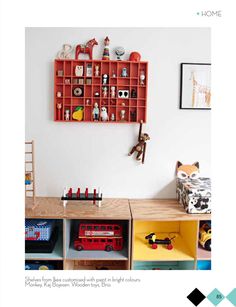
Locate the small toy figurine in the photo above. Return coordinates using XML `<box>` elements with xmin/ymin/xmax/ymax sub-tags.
<box><xmin>57</xmin><ymin>91</ymin><xmax>62</xmax><ymax>98</ymax></box>
<box><xmin>75</xmin><ymin>38</ymin><xmax>98</xmax><ymax>60</ymax></box>
<box><xmin>100</xmin><ymin>107</ymin><xmax>109</xmax><ymax>121</ymax></box>
<box><xmin>111</xmin><ymin>113</ymin><xmax>115</xmax><ymax>121</ymax></box>
<box><xmin>57</xmin><ymin>102</ymin><xmax>62</xmax><ymax>120</ymax></box>
<box><xmin>102</xmin><ymin>36</ymin><xmax>110</xmax><ymax>60</ymax></box>
<box><xmin>120</xmin><ymin>109</ymin><xmax>126</xmax><ymax>121</ymax></box>
<box><xmin>131</xmin><ymin>89</ymin><xmax>137</xmax><ymax>98</ymax></box>
<box><xmin>102</xmin><ymin>74</ymin><xmax>109</xmax><ymax>85</ymax></box>
<box><xmin>86</xmin><ymin>99</ymin><xmax>91</xmax><ymax>105</ymax></box>
<box><xmin>92</xmin><ymin>103</ymin><xmax>99</xmax><ymax>121</ymax></box>
<box><xmin>65</xmin><ymin>109</ymin><xmax>70</xmax><ymax>121</ymax></box>
<box><xmin>128</xmin><ymin>121</ymin><xmax>150</xmax><ymax>164</ymax></box>
<box><xmin>72</xmin><ymin>106</ymin><xmax>84</xmax><ymax>121</ymax></box>
<box><xmin>121</xmin><ymin>67</ymin><xmax>128</xmax><ymax>77</ymax></box>
<box><xmin>112</xmin><ymin>70</ymin><xmax>116</xmax><ymax>78</ymax></box>
<box><xmin>140</xmin><ymin>70</ymin><xmax>145</xmax><ymax>85</ymax></box>
<box><xmin>75</xmin><ymin>65</ymin><xmax>83</xmax><ymax>77</ymax></box>
<box><xmin>129</xmin><ymin>51</ymin><xmax>141</xmax><ymax>62</ymax></box>
<box><xmin>110</xmin><ymin>86</ymin><xmax>116</xmax><ymax>98</ymax></box>
<box><xmin>94</xmin><ymin>92</ymin><xmax>100</xmax><ymax>97</ymax></box>
<box><xmin>115</xmin><ymin>47</ymin><xmax>125</xmax><ymax>60</ymax></box>
<box><xmin>145</xmin><ymin>233</ymin><xmax>174</xmax><ymax>250</ymax></box>
<box><xmin>102</xmin><ymin>86</ymin><xmax>108</xmax><ymax>98</ymax></box>
<box><xmin>95</xmin><ymin>65</ymin><xmax>100</xmax><ymax>77</ymax></box>
<box><xmin>25</xmin><ymin>173</ymin><xmax>31</xmax><ymax>185</ymax></box>
<box><xmin>57</xmin><ymin>44</ymin><xmax>73</xmax><ymax>59</ymax></box>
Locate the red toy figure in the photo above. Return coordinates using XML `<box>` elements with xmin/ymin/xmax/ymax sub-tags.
<box><xmin>76</xmin><ymin>188</ymin><xmax>80</xmax><ymax>198</ymax></box>
<box><xmin>75</xmin><ymin>38</ymin><xmax>98</xmax><ymax>60</ymax></box>
<box><xmin>85</xmin><ymin>188</ymin><xmax>88</xmax><ymax>198</ymax></box>
<box><xmin>93</xmin><ymin>189</ymin><xmax>96</xmax><ymax>204</ymax></box>
<box><xmin>68</xmin><ymin>188</ymin><xmax>73</xmax><ymax>198</ymax></box>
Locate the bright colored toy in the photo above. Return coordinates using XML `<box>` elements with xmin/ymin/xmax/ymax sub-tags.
<box><xmin>61</xmin><ymin>187</ymin><xmax>102</xmax><ymax>207</ymax></box>
<box><xmin>145</xmin><ymin>232</ymin><xmax>174</xmax><ymax>250</ymax></box>
<box><xmin>25</xmin><ymin>173</ymin><xmax>31</xmax><ymax>185</ymax></box>
<box><xmin>72</xmin><ymin>106</ymin><xmax>84</xmax><ymax>121</ymax></box>
<box><xmin>102</xmin><ymin>36</ymin><xmax>110</xmax><ymax>60</ymax></box>
<box><xmin>75</xmin><ymin>38</ymin><xmax>98</xmax><ymax>60</ymax></box>
<box><xmin>199</xmin><ymin>222</ymin><xmax>211</xmax><ymax>251</ymax></box>
<box><xmin>25</xmin><ymin>220</ymin><xmax>55</xmax><ymax>241</ymax></box>
<box><xmin>129</xmin><ymin>51</ymin><xmax>141</xmax><ymax>62</ymax></box>
<box><xmin>74</xmin><ymin>223</ymin><xmax>123</xmax><ymax>252</ymax></box>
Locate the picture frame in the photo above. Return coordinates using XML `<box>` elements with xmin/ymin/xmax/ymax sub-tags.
<box><xmin>180</xmin><ymin>63</ymin><xmax>211</xmax><ymax>110</ymax></box>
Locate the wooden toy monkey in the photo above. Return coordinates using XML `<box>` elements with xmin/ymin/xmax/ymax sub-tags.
<box><xmin>128</xmin><ymin>121</ymin><xmax>150</xmax><ymax>164</ymax></box>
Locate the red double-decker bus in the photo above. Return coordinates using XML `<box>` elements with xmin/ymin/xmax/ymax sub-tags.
<box><xmin>74</xmin><ymin>223</ymin><xmax>123</xmax><ymax>252</ymax></box>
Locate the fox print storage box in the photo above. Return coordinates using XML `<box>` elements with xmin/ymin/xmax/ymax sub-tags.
<box><xmin>176</xmin><ymin>178</ymin><xmax>211</xmax><ymax>214</ymax></box>
<box><xmin>25</xmin><ymin>219</ymin><xmax>55</xmax><ymax>241</ymax></box>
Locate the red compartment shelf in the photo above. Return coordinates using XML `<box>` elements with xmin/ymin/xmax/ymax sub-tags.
<box><xmin>54</xmin><ymin>59</ymin><xmax>148</xmax><ymax>123</ymax></box>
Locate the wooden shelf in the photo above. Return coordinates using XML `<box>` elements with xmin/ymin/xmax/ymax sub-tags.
<box><xmin>54</xmin><ymin>59</ymin><xmax>148</xmax><ymax>123</ymax></box>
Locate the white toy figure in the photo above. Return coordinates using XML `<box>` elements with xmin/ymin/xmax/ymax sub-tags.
<box><xmin>111</xmin><ymin>113</ymin><xmax>115</xmax><ymax>121</ymax></box>
<box><xmin>100</xmin><ymin>107</ymin><xmax>109</xmax><ymax>121</ymax></box>
<box><xmin>92</xmin><ymin>102</ymin><xmax>99</xmax><ymax>121</ymax></box>
<box><xmin>65</xmin><ymin>109</ymin><xmax>70</xmax><ymax>121</ymax></box>
<box><xmin>95</xmin><ymin>65</ymin><xmax>100</xmax><ymax>77</ymax></box>
<box><xmin>102</xmin><ymin>86</ymin><xmax>108</xmax><ymax>98</ymax></box>
<box><xmin>102</xmin><ymin>74</ymin><xmax>108</xmax><ymax>84</ymax></box>
<box><xmin>120</xmin><ymin>109</ymin><xmax>126</xmax><ymax>121</ymax></box>
<box><xmin>111</xmin><ymin>86</ymin><xmax>116</xmax><ymax>98</ymax></box>
<box><xmin>140</xmin><ymin>70</ymin><xmax>145</xmax><ymax>85</ymax></box>
<box><xmin>57</xmin><ymin>44</ymin><xmax>73</xmax><ymax>59</ymax></box>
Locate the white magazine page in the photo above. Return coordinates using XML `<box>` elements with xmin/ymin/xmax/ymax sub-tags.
<box><xmin>0</xmin><ymin>1</ymin><xmax>235</xmax><ymax>306</ymax></box>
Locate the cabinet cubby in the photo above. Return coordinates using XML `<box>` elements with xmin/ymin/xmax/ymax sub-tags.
<box><xmin>54</xmin><ymin>59</ymin><xmax>148</xmax><ymax>123</ymax></box>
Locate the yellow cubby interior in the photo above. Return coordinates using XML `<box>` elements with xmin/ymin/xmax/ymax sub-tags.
<box><xmin>133</xmin><ymin>221</ymin><xmax>198</xmax><ymax>261</ymax></box>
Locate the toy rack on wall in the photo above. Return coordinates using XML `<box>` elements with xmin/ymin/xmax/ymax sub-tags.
<box><xmin>54</xmin><ymin>59</ymin><xmax>148</xmax><ymax>123</ymax></box>
<box><xmin>25</xmin><ymin>141</ymin><xmax>36</xmax><ymax>205</ymax></box>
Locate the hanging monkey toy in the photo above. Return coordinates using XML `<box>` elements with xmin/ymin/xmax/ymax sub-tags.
<box><xmin>128</xmin><ymin>121</ymin><xmax>150</xmax><ymax>164</ymax></box>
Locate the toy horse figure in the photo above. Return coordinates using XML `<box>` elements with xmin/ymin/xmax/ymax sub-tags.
<box><xmin>75</xmin><ymin>38</ymin><xmax>98</xmax><ymax>60</ymax></box>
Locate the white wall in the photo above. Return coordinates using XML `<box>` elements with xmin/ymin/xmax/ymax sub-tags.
<box><xmin>25</xmin><ymin>27</ymin><xmax>211</xmax><ymax>198</ymax></box>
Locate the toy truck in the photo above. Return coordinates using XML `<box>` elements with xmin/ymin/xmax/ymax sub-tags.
<box><xmin>199</xmin><ymin>222</ymin><xmax>211</xmax><ymax>251</ymax></box>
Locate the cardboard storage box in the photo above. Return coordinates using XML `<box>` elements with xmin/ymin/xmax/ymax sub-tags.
<box><xmin>176</xmin><ymin>177</ymin><xmax>211</xmax><ymax>214</ymax></box>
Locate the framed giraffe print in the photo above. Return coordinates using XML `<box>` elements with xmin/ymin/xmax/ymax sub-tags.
<box><xmin>180</xmin><ymin>63</ymin><xmax>211</xmax><ymax>110</ymax></box>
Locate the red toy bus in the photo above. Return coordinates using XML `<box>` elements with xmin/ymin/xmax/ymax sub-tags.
<box><xmin>74</xmin><ymin>223</ymin><xmax>123</xmax><ymax>252</ymax></box>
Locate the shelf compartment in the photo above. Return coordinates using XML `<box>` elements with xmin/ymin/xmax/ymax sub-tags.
<box><xmin>197</xmin><ymin>244</ymin><xmax>211</xmax><ymax>260</ymax></box>
<box><xmin>64</xmin><ymin>60</ymin><xmax>72</xmax><ymax>76</ymax></box>
<box><xmin>118</xmin><ymin>62</ymin><xmax>130</xmax><ymax>78</ymax></box>
<box><xmin>64</xmin><ymin>259</ymin><xmax>128</xmax><ymax>270</ymax></box>
<box><xmin>25</xmin><ymin>219</ymin><xmax>63</xmax><ymax>260</ymax></box>
<box><xmin>25</xmin><ymin>260</ymin><xmax>63</xmax><ymax>270</ymax></box>
<box><xmin>65</xmin><ymin>219</ymin><xmax>129</xmax><ymax>261</ymax></box>
<box><xmin>137</xmin><ymin>107</ymin><xmax>146</xmax><ymax>122</ymax></box>
<box><xmin>133</xmin><ymin>260</ymin><xmax>195</xmax><ymax>270</ymax></box>
<box><xmin>133</xmin><ymin>221</ymin><xmax>198</xmax><ymax>261</ymax></box>
<box><xmin>197</xmin><ymin>260</ymin><xmax>211</xmax><ymax>270</ymax></box>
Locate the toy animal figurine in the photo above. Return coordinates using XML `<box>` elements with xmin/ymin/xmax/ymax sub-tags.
<box><xmin>176</xmin><ymin>161</ymin><xmax>200</xmax><ymax>180</ymax></box>
<box><xmin>92</xmin><ymin>103</ymin><xmax>99</xmax><ymax>121</ymax></box>
<box><xmin>57</xmin><ymin>44</ymin><xmax>73</xmax><ymax>59</ymax></box>
<box><xmin>56</xmin><ymin>102</ymin><xmax>62</xmax><ymax>120</ymax></box>
<box><xmin>145</xmin><ymin>233</ymin><xmax>174</xmax><ymax>250</ymax></box>
<box><xmin>102</xmin><ymin>36</ymin><xmax>110</xmax><ymax>60</ymax></box>
<box><xmin>75</xmin><ymin>38</ymin><xmax>98</xmax><ymax>60</ymax></box>
<box><xmin>128</xmin><ymin>121</ymin><xmax>150</xmax><ymax>164</ymax></box>
<box><xmin>65</xmin><ymin>109</ymin><xmax>70</xmax><ymax>121</ymax></box>
<box><xmin>100</xmin><ymin>107</ymin><xmax>109</xmax><ymax>121</ymax></box>
<box><xmin>121</xmin><ymin>67</ymin><xmax>128</xmax><ymax>77</ymax></box>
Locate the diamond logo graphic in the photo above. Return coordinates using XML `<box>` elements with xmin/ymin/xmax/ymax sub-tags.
<box><xmin>207</xmin><ymin>288</ymin><xmax>225</xmax><ymax>306</ymax></box>
<box><xmin>227</xmin><ymin>289</ymin><xmax>236</xmax><ymax>306</ymax></box>
<box><xmin>187</xmin><ymin>288</ymin><xmax>206</xmax><ymax>306</ymax></box>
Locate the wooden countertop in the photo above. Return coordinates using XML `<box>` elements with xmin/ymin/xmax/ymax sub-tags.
<box><xmin>26</xmin><ymin>197</ymin><xmax>131</xmax><ymax>220</ymax></box>
<box><xmin>130</xmin><ymin>199</ymin><xmax>211</xmax><ymax>221</ymax></box>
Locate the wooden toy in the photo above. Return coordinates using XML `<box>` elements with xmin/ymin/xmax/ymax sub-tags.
<box><xmin>25</xmin><ymin>141</ymin><xmax>36</xmax><ymax>206</ymax></box>
<box><xmin>74</xmin><ymin>223</ymin><xmax>123</xmax><ymax>252</ymax></box>
<box><xmin>61</xmin><ymin>187</ymin><xmax>103</xmax><ymax>207</ymax></box>
<box><xmin>75</xmin><ymin>38</ymin><xmax>98</xmax><ymax>60</ymax></box>
<box><xmin>115</xmin><ymin>47</ymin><xmax>125</xmax><ymax>61</ymax></box>
<box><xmin>57</xmin><ymin>44</ymin><xmax>73</xmax><ymax>59</ymax></box>
<box><xmin>54</xmin><ymin>59</ymin><xmax>148</xmax><ymax>122</ymax></box>
<box><xmin>145</xmin><ymin>233</ymin><xmax>174</xmax><ymax>250</ymax></box>
<box><xmin>102</xmin><ymin>36</ymin><xmax>110</xmax><ymax>60</ymax></box>
<box><xmin>72</xmin><ymin>106</ymin><xmax>84</xmax><ymax>121</ymax></box>
<box><xmin>128</xmin><ymin>121</ymin><xmax>150</xmax><ymax>164</ymax></box>
<box><xmin>129</xmin><ymin>51</ymin><xmax>141</xmax><ymax>62</ymax></box>
<box><xmin>100</xmin><ymin>107</ymin><xmax>109</xmax><ymax>121</ymax></box>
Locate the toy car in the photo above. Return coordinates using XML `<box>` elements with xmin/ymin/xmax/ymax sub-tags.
<box><xmin>145</xmin><ymin>233</ymin><xmax>174</xmax><ymax>250</ymax></box>
<box><xmin>199</xmin><ymin>222</ymin><xmax>211</xmax><ymax>251</ymax></box>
